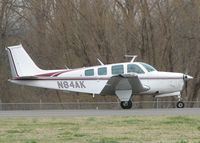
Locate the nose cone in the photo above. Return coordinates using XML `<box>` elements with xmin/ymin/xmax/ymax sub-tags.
<box><xmin>187</xmin><ymin>75</ymin><xmax>193</xmax><ymax>79</ymax></box>
<box><xmin>183</xmin><ymin>74</ymin><xmax>193</xmax><ymax>80</ymax></box>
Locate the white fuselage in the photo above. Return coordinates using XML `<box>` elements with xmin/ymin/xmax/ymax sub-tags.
<box><xmin>7</xmin><ymin>44</ymin><xmax>193</xmax><ymax>109</ymax></box>
<box><xmin>11</xmin><ymin>62</ymin><xmax>185</xmax><ymax>97</ymax></box>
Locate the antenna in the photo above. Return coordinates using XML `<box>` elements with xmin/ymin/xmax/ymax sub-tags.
<box><xmin>65</xmin><ymin>65</ymin><xmax>69</xmax><ymax>69</ymax></box>
<box><xmin>125</xmin><ymin>55</ymin><xmax>138</xmax><ymax>63</ymax></box>
<box><xmin>97</xmin><ymin>58</ymin><xmax>104</xmax><ymax>65</ymax></box>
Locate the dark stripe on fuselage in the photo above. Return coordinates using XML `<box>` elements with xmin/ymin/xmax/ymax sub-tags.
<box><xmin>13</xmin><ymin>77</ymin><xmax>183</xmax><ymax>80</ymax></box>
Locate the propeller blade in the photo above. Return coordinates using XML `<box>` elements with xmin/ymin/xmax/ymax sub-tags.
<box><xmin>183</xmin><ymin>74</ymin><xmax>193</xmax><ymax>97</ymax></box>
<box><xmin>185</xmin><ymin>80</ymin><xmax>188</xmax><ymax>97</ymax></box>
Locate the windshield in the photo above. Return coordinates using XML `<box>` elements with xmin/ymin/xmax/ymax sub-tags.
<box><xmin>140</xmin><ymin>63</ymin><xmax>156</xmax><ymax>72</ymax></box>
<box><xmin>127</xmin><ymin>64</ymin><xmax>144</xmax><ymax>74</ymax></box>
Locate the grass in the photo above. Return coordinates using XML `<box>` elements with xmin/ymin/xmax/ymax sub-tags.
<box><xmin>0</xmin><ymin>116</ymin><xmax>200</xmax><ymax>143</ymax></box>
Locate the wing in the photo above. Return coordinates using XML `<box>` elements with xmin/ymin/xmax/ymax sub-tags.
<box><xmin>100</xmin><ymin>74</ymin><xmax>149</xmax><ymax>95</ymax></box>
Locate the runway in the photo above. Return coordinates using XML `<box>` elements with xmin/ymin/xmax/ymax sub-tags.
<box><xmin>0</xmin><ymin>108</ymin><xmax>200</xmax><ymax>117</ymax></box>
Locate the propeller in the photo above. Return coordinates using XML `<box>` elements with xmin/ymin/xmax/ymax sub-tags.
<box><xmin>183</xmin><ymin>74</ymin><xmax>193</xmax><ymax>97</ymax></box>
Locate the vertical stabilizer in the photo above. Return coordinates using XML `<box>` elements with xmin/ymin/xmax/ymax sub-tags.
<box><xmin>6</xmin><ymin>44</ymin><xmax>43</xmax><ymax>77</ymax></box>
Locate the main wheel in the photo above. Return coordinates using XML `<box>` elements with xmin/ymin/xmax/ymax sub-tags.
<box><xmin>176</xmin><ymin>101</ymin><xmax>184</xmax><ymax>108</ymax></box>
<box><xmin>120</xmin><ymin>100</ymin><xmax>132</xmax><ymax>109</ymax></box>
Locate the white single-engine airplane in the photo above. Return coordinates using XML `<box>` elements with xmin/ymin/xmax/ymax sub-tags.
<box><xmin>6</xmin><ymin>44</ymin><xmax>193</xmax><ymax>109</ymax></box>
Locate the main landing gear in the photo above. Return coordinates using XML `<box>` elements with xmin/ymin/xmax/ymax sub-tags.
<box><xmin>116</xmin><ymin>90</ymin><xmax>133</xmax><ymax>109</ymax></box>
<box><xmin>120</xmin><ymin>100</ymin><xmax>132</xmax><ymax>109</ymax></box>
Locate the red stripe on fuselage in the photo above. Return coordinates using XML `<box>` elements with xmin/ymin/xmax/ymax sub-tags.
<box><xmin>35</xmin><ymin>70</ymin><xmax>73</xmax><ymax>77</ymax></box>
<box><xmin>14</xmin><ymin>77</ymin><xmax>110</xmax><ymax>80</ymax></box>
<box><xmin>140</xmin><ymin>77</ymin><xmax>183</xmax><ymax>80</ymax></box>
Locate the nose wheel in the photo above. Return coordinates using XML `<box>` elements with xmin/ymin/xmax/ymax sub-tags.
<box><xmin>176</xmin><ymin>101</ymin><xmax>184</xmax><ymax>108</ymax></box>
<box><xmin>120</xmin><ymin>100</ymin><xmax>132</xmax><ymax>109</ymax></box>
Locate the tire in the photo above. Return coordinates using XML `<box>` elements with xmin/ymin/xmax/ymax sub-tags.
<box><xmin>176</xmin><ymin>101</ymin><xmax>184</xmax><ymax>108</ymax></box>
<box><xmin>120</xmin><ymin>100</ymin><xmax>132</xmax><ymax>109</ymax></box>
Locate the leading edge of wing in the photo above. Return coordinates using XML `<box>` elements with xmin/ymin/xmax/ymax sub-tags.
<box><xmin>100</xmin><ymin>74</ymin><xmax>150</xmax><ymax>95</ymax></box>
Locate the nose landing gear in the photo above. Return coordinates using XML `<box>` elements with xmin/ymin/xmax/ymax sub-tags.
<box><xmin>176</xmin><ymin>101</ymin><xmax>185</xmax><ymax>108</ymax></box>
<box><xmin>176</xmin><ymin>95</ymin><xmax>185</xmax><ymax>108</ymax></box>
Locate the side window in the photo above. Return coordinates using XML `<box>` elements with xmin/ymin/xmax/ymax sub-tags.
<box><xmin>127</xmin><ymin>64</ymin><xmax>144</xmax><ymax>74</ymax></box>
<box><xmin>98</xmin><ymin>67</ymin><xmax>107</xmax><ymax>75</ymax></box>
<box><xmin>112</xmin><ymin>65</ymin><xmax>124</xmax><ymax>75</ymax></box>
<box><xmin>85</xmin><ymin>69</ymin><xmax>94</xmax><ymax>76</ymax></box>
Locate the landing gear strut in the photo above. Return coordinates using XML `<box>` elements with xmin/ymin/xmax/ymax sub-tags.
<box><xmin>120</xmin><ymin>100</ymin><xmax>132</xmax><ymax>109</ymax></box>
<box><xmin>176</xmin><ymin>101</ymin><xmax>184</xmax><ymax>108</ymax></box>
<box><xmin>176</xmin><ymin>95</ymin><xmax>184</xmax><ymax>108</ymax></box>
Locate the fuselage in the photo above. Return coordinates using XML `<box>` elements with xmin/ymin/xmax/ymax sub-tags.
<box><xmin>11</xmin><ymin>62</ymin><xmax>185</xmax><ymax>96</ymax></box>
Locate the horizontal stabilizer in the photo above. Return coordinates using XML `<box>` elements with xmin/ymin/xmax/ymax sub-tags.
<box><xmin>14</xmin><ymin>76</ymin><xmax>39</xmax><ymax>80</ymax></box>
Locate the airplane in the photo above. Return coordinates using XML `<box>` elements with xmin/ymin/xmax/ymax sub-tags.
<box><xmin>6</xmin><ymin>44</ymin><xmax>193</xmax><ymax>109</ymax></box>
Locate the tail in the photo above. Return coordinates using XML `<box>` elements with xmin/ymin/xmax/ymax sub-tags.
<box><xmin>6</xmin><ymin>44</ymin><xmax>43</xmax><ymax>78</ymax></box>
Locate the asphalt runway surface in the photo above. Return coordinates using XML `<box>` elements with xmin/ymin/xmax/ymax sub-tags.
<box><xmin>0</xmin><ymin>108</ymin><xmax>199</xmax><ymax>117</ymax></box>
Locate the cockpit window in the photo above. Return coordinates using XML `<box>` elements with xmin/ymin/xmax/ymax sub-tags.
<box><xmin>140</xmin><ymin>63</ymin><xmax>156</xmax><ymax>72</ymax></box>
<box><xmin>127</xmin><ymin>64</ymin><xmax>144</xmax><ymax>74</ymax></box>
